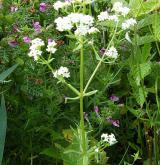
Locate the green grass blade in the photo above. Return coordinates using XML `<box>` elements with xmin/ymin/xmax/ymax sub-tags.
<box><xmin>0</xmin><ymin>95</ymin><xmax>7</xmax><ymax>165</ymax></box>
<box><xmin>0</xmin><ymin>64</ymin><xmax>18</xmax><ymax>81</ymax></box>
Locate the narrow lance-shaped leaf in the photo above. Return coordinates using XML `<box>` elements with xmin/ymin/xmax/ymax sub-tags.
<box><xmin>0</xmin><ymin>95</ymin><xmax>7</xmax><ymax>165</ymax></box>
<box><xmin>0</xmin><ymin>64</ymin><xmax>18</xmax><ymax>82</ymax></box>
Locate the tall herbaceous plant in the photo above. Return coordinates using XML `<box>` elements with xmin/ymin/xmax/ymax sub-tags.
<box><xmin>27</xmin><ymin>0</ymin><xmax>137</xmax><ymax>164</ymax></box>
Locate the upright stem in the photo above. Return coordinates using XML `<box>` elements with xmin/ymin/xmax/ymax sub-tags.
<box><xmin>84</xmin><ymin>23</ymin><xmax>118</xmax><ymax>93</ymax></box>
<box><xmin>80</xmin><ymin>39</ymin><xmax>86</xmax><ymax>157</ymax></box>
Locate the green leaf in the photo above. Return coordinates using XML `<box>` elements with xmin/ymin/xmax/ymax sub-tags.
<box><xmin>0</xmin><ymin>64</ymin><xmax>18</xmax><ymax>81</ymax></box>
<box><xmin>0</xmin><ymin>95</ymin><xmax>7</xmax><ymax>165</ymax></box>
<box><xmin>132</xmin><ymin>63</ymin><xmax>151</xmax><ymax>86</ymax></box>
<box><xmin>62</xmin><ymin>128</ymin><xmax>89</xmax><ymax>165</ymax></box>
<box><xmin>132</xmin><ymin>151</ymin><xmax>141</xmax><ymax>162</ymax></box>
<box><xmin>152</xmin><ymin>13</ymin><xmax>160</xmax><ymax>41</ymax></box>
<box><xmin>130</xmin><ymin>0</ymin><xmax>160</xmax><ymax>17</ymax></box>
<box><xmin>134</xmin><ymin>86</ymin><xmax>148</xmax><ymax>107</ymax></box>
<box><xmin>137</xmin><ymin>14</ymin><xmax>156</xmax><ymax>29</ymax></box>
<box><xmin>73</xmin><ymin>44</ymin><xmax>82</xmax><ymax>52</ymax></box>
<box><xmin>137</xmin><ymin>35</ymin><xmax>155</xmax><ymax>46</ymax></box>
<box><xmin>127</xmin><ymin>107</ymin><xmax>145</xmax><ymax>118</ymax></box>
<box><xmin>141</xmin><ymin>0</ymin><xmax>160</xmax><ymax>14</ymax></box>
<box><xmin>40</xmin><ymin>148</ymin><xmax>61</xmax><ymax>159</ymax></box>
<box><xmin>84</xmin><ymin>90</ymin><xmax>98</xmax><ymax>97</ymax></box>
<box><xmin>129</xmin><ymin>0</ymin><xmax>144</xmax><ymax>17</ymax></box>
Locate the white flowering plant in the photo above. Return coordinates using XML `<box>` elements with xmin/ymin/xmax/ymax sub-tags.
<box><xmin>25</xmin><ymin>0</ymin><xmax>160</xmax><ymax>164</ymax></box>
<box><xmin>1</xmin><ymin>0</ymin><xmax>160</xmax><ymax>164</ymax></box>
<box><xmin>25</xmin><ymin>0</ymin><xmax>138</xmax><ymax>164</ymax></box>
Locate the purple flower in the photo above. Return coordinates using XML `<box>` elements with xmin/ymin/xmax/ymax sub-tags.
<box><xmin>8</xmin><ymin>40</ymin><xmax>18</xmax><ymax>47</ymax></box>
<box><xmin>110</xmin><ymin>95</ymin><xmax>119</xmax><ymax>102</ymax></box>
<box><xmin>94</xmin><ymin>106</ymin><xmax>99</xmax><ymax>114</ymax></box>
<box><xmin>48</xmin><ymin>38</ymin><xmax>53</xmax><ymax>44</ymax></box>
<box><xmin>107</xmin><ymin>116</ymin><xmax>120</xmax><ymax>127</ymax></box>
<box><xmin>100</xmin><ymin>48</ymin><xmax>106</xmax><ymax>55</ymax></box>
<box><xmin>12</xmin><ymin>24</ymin><xmax>20</xmax><ymax>33</ymax></box>
<box><xmin>39</xmin><ymin>2</ymin><xmax>47</xmax><ymax>12</ymax></box>
<box><xmin>33</xmin><ymin>21</ymin><xmax>41</xmax><ymax>33</ymax></box>
<box><xmin>23</xmin><ymin>36</ymin><xmax>31</xmax><ymax>44</ymax></box>
<box><xmin>10</xmin><ymin>6</ymin><xmax>18</xmax><ymax>12</ymax></box>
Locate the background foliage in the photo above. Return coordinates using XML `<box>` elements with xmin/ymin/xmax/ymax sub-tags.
<box><xmin>0</xmin><ymin>0</ymin><xmax>160</xmax><ymax>164</ymax></box>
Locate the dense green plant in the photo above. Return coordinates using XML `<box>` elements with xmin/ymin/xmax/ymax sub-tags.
<box><xmin>0</xmin><ymin>0</ymin><xmax>160</xmax><ymax>165</ymax></box>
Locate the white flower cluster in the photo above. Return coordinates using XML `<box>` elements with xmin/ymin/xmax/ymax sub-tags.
<box><xmin>98</xmin><ymin>1</ymin><xmax>137</xmax><ymax>30</ymax></box>
<box><xmin>55</xmin><ymin>13</ymin><xmax>99</xmax><ymax>36</ymax></box>
<box><xmin>98</xmin><ymin>2</ymin><xmax>130</xmax><ymax>22</ymax></box>
<box><xmin>28</xmin><ymin>38</ymin><xmax>45</xmax><ymax>61</ymax></box>
<box><xmin>46</xmin><ymin>40</ymin><xmax>57</xmax><ymax>54</ymax></box>
<box><xmin>53</xmin><ymin>66</ymin><xmax>70</xmax><ymax>78</ymax></box>
<box><xmin>104</xmin><ymin>46</ymin><xmax>118</xmax><ymax>59</ymax></box>
<box><xmin>101</xmin><ymin>133</ymin><xmax>117</xmax><ymax>145</ymax></box>
<box><xmin>28</xmin><ymin>38</ymin><xmax>57</xmax><ymax>61</ymax></box>
<box><xmin>53</xmin><ymin>1</ymin><xmax>70</xmax><ymax>11</ymax></box>
<box><xmin>112</xmin><ymin>2</ymin><xmax>130</xmax><ymax>17</ymax></box>
<box><xmin>122</xmin><ymin>18</ymin><xmax>137</xmax><ymax>30</ymax></box>
<box><xmin>53</xmin><ymin>0</ymin><xmax>93</xmax><ymax>11</ymax></box>
<box><xmin>98</xmin><ymin>11</ymin><xmax>118</xmax><ymax>22</ymax></box>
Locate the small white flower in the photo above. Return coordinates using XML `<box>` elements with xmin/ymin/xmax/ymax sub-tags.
<box><xmin>31</xmin><ymin>38</ymin><xmax>45</xmax><ymax>47</ymax></box>
<box><xmin>122</xmin><ymin>18</ymin><xmax>137</xmax><ymax>30</ymax></box>
<box><xmin>112</xmin><ymin>2</ymin><xmax>123</xmax><ymax>12</ymax></box>
<box><xmin>28</xmin><ymin>38</ymin><xmax>44</xmax><ymax>61</ymax></box>
<box><xmin>75</xmin><ymin>25</ymin><xmax>89</xmax><ymax>36</ymax></box>
<box><xmin>46</xmin><ymin>40</ymin><xmax>57</xmax><ymax>54</ymax></box>
<box><xmin>28</xmin><ymin>49</ymin><xmax>42</xmax><ymax>61</ymax></box>
<box><xmin>98</xmin><ymin>11</ymin><xmax>109</xmax><ymax>21</ymax></box>
<box><xmin>80</xmin><ymin>15</ymin><xmax>94</xmax><ymax>26</ymax></box>
<box><xmin>105</xmin><ymin>46</ymin><xmax>118</xmax><ymax>59</ymax></box>
<box><xmin>55</xmin><ymin>17</ymin><xmax>73</xmax><ymax>31</ymax></box>
<box><xmin>95</xmin><ymin>148</ymin><xmax>99</xmax><ymax>152</ymax></box>
<box><xmin>108</xmin><ymin>15</ymin><xmax>119</xmax><ymax>22</ymax></box>
<box><xmin>53</xmin><ymin>66</ymin><xmax>70</xmax><ymax>78</ymax></box>
<box><xmin>112</xmin><ymin>2</ymin><xmax>130</xmax><ymax>17</ymax></box>
<box><xmin>98</xmin><ymin>12</ymin><xmax>119</xmax><ymax>22</ymax></box>
<box><xmin>125</xmin><ymin>32</ymin><xmax>132</xmax><ymax>43</ymax></box>
<box><xmin>53</xmin><ymin>1</ymin><xmax>65</xmax><ymax>10</ymax></box>
<box><xmin>101</xmin><ymin>133</ymin><xmax>117</xmax><ymax>145</ymax></box>
<box><xmin>121</xmin><ymin>7</ymin><xmax>130</xmax><ymax>16</ymax></box>
<box><xmin>68</xmin><ymin>13</ymin><xmax>83</xmax><ymax>24</ymax></box>
<box><xmin>88</xmin><ymin>27</ymin><xmax>99</xmax><ymax>34</ymax></box>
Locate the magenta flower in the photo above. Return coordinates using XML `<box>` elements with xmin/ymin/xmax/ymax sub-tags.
<box><xmin>48</xmin><ymin>38</ymin><xmax>53</xmax><ymax>44</ymax></box>
<box><xmin>8</xmin><ymin>40</ymin><xmax>18</xmax><ymax>47</ymax></box>
<box><xmin>12</xmin><ymin>24</ymin><xmax>20</xmax><ymax>33</ymax></box>
<box><xmin>39</xmin><ymin>3</ymin><xmax>47</xmax><ymax>12</ymax></box>
<box><xmin>23</xmin><ymin>36</ymin><xmax>31</xmax><ymax>44</ymax></box>
<box><xmin>107</xmin><ymin>116</ymin><xmax>120</xmax><ymax>127</ymax></box>
<box><xmin>33</xmin><ymin>21</ymin><xmax>41</xmax><ymax>33</ymax></box>
<box><xmin>110</xmin><ymin>95</ymin><xmax>119</xmax><ymax>102</ymax></box>
<box><xmin>100</xmin><ymin>48</ymin><xmax>106</xmax><ymax>55</ymax></box>
<box><xmin>94</xmin><ymin>106</ymin><xmax>99</xmax><ymax>114</ymax></box>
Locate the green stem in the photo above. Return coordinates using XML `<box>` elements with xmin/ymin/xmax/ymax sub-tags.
<box><xmin>155</xmin><ymin>77</ymin><xmax>160</xmax><ymax>113</ymax></box>
<box><xmin>84</xmin><ymin>23</ymin><xmax>118</xmax><ymax>93</ymax></box>
<box><xmin>83</xmin><ymin>1</ymin><xmax>86</xmax><ymax>14</ymax></box>
<box><xmin>63</xmin><ymin>81</ymin><xmax>80</xmax><ymax>96</ymax></box>
<box><xmin>40</xmin><ymin>58</ymin><xmax>79</xmax><ymax>96</ymax></box>
<box><xmin>80</xmin><ymin>39</ymin><xmax>86</xmax><ymax>158</ymax></box>
<box><xmin>154</xmin><ymin>77</ymin><xmax>160</xmax><ymax>164</ymax></box>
